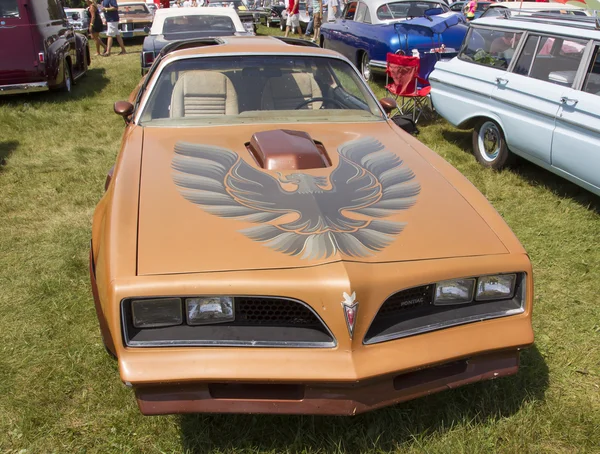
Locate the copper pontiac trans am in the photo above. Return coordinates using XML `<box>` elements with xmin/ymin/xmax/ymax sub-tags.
<box><xmin>90</xmin><ymin>36</ymin><xmax>534</xmax><ymax>416</ymax></box>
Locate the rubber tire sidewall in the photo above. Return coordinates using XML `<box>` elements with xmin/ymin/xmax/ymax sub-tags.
<box><xmin>61</xmin><ymin>61</ymin><xmax>73</xmax><ymax>93</ymax></box>
<box><xmin>472</xmin><ymin>119</ymin><xmax>512</xmax><ymax>170</ymax></box>
<box><xmin>361</xmin><ymin>52</ymin><xmax>371</xmax><ymax>82</ymax></box>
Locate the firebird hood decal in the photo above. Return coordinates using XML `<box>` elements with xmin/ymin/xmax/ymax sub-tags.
<box><xmin>171</xmin><ymin>137</ymin><xmax>420</xmax><ymax>259</ymax></box>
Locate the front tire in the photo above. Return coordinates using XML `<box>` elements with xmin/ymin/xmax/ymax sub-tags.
<box><xmin>472</xmin><ymin>119</ymin><xmax>512</xmax><ymax>169</ymax></box>
<box><xmin>360</xmin><ymin>52</ymin><xmax>371</xmax><ymax>82</ymax></box>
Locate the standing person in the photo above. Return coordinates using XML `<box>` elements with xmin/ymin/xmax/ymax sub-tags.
<box><xmin>182</xmin><ymin>0</ymin><xmax>192</xmax><ymax>6</ymax></box>
<box><xmin>284</xmin><ymin>0</ymin><xmax>302</xmax><ymax>37</ymax></box>
<box><xmin>464</xmin><ymin>0</ymin><xmax>477</xmax><ymax>21</ymax></box>
<box><xmin>327</xmin><ymin>0</ymin><xmax>338</xmax><ymax>21</ymax></box>
<box><xmin>309</xmin><ymin>0</ymin><xmax>322</xmax><ymax>42</ymax></box>
<box><xmin>86</xmin><ymin>0</ymin><xmax>106</xmax><ymax>56</ymax></box>
<box><xmin>102</xmin><ymin>0</ymin><xmax>127</xmax><ymax>55</ymax></box>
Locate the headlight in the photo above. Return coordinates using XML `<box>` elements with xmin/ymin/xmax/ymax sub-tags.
<box><xmin>131</xmin><ymin>298</ymin><xmax>183</xmax><ymax>328</ymax></box>
<box><xmin>186</xmin><ymin>297</ymin><xmax>234</xmax><ymax>325</ymax></box>
<box><xmin>242</xmin><ymin>21</ymin><xmax>254</xmax><ymax>33</ymax></box>
<box><xmin>476</xmin><ymin>274</ymin><xmax>516</xmax><ymax>301</ymax></box>
<box><xmin>434</xmin><ymin>278</ymin><xmax>475</xmax><ymax>305</ymax></box>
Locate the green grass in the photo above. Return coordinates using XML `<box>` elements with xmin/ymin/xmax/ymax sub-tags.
<box><xmin>0</xmin><ymin>28</ymin><xmax>599</xmax><ymax>453</ymax></box>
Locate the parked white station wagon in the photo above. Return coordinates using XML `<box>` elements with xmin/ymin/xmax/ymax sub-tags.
<box><xmin>430</xmin><ymin>14</ymin><xmax>600</xmax><ymax>197</ymax></box>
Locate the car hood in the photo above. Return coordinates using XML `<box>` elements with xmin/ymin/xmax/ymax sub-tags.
<box><xmin>137</xmin><ymin>122</ymin><xmax>508</xmax><ymax>275</ymax></box>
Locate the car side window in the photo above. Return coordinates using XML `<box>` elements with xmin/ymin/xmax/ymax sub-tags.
<box><xmin>450</xmin><ymin>3</ymin><xmax>462</xmax><ymax>11</ymax></box>
<box><xmin>582</xmin><ymin>45</ymin><xmax>600</xmax><ymax>97</ymax></box>
<box><xmin>480</xmin><ymin>7</ymin><xmax>502</xmax><ymax>18</ymax></box>
<box><xmin>363</xmin><ymin>4</ymin><xmax>371</xmax><ymax>23</ymax></box>
<box><xmin>47</xmin><ymin>0</ymin><xmax>64</xmax><ymax>21</ymax></box>
<box><xmin>355</xmin><ymin>1</ymin><xmax>366</xmax><ymax>22</ymax></box>
<box><xmin>513</xmin><ymin>35</ymin><xmax>588</xmax><ymax>87</ymax></box>
<box><xmin>343</xmin><ymin>1</ymin><xmax>357</xmax><ymax>20</ymax></box>
<box><xmin>459</xmin><ymin>27</ymin><xmax>523</xmax><ymax>70</ymax></box>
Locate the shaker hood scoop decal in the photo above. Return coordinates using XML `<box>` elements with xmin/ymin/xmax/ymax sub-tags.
<box><xmin>172</xmin><ymin>137</ymin><xmax>420</xmax><ymax>259</ymax></box>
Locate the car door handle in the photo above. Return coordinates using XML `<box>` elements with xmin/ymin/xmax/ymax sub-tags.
<box><xmin>495</xmin><ymin>77</ymin><xmax>508</xmax><ymax>85</ymax></box>
<box><xmin>560</xmin><ymin>96</ymin><xmax>578</xmax><ymax>105</ymax></box>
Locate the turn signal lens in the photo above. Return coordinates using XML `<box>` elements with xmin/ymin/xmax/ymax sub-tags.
<box><xmin>434</xmin><ymin>279</ymin><xmax>475</xmax><ymax>305</ymax></box>
<box><xmin>186</xmin><ymin>297</ymin><xmax>234</xmax><ymax>325</ymax></box>
<box><xmin>476</xmin><ymin>274</ymin><xmax>516</xmax><ymax>301</ymax></box>
<box><xmin>131</xmin><ymin>298</ymin><xmax>183</xmax><ymax>328</ymax></box>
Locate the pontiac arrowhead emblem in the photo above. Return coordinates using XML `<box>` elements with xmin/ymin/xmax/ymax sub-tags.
<box><xmin>341</xmin><ymin>291</ymin><xmax>359</xmax><ymax>338</ymax></box>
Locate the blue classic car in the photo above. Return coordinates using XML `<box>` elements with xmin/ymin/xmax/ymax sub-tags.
<box><xmin>319</xmin><ymin>0</ymin><xmax>469</xmax><ymax>80</ymax></box>
<box><xmin>429</xmin><ymin>14</ymin><xmax>600</xmax><ymax>196</ymax></box>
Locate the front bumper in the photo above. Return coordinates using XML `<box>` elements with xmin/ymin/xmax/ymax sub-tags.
<box><xmin>100</xmin><ymin>25</ymin><xmax>148</xmax><ymax>39</ymax></box>
<box><xmin>369</xmin><ymin>59</ymin><xmax>387</xmax><ymax>75</ymax></box>
<box><xmin>0</xmin><ymin>81</ymin><xmax>48</xmax><ymax>95</ymax></box>
<box><xmin>135</xmin><ymin>350</ymin><xmax>520</xmax><ymax>415</ymax></box>
<box><xmin>91</xmin><ymin>245</ymin><xmax>534</xmax><ymax>415</ymax></box>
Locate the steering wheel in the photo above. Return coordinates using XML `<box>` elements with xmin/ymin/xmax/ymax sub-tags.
<box><xmin>294</xmin><ymin>97</ymin><xmax>345</xmax><ymax>110</ymax></box>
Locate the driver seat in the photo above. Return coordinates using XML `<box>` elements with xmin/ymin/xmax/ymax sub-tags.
<box><xmin>261</xmin><ymin>72</ymin><xmax>323</xmax><ymax>110</ymax></box>
<box><xmin>170</xmin><ymin>71</ymin><xmax>239</xmax><ymax>118</ymax></box>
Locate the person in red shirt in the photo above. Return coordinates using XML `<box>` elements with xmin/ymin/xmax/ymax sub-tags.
<box><xmin>285</xmin><ymin>0</ymin><xmax>302</xmax><ymax>37</ymax></box>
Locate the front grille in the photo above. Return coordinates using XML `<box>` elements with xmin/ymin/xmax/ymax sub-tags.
<box><xmin>376</xmin><ymin>285</ymin><xmax>433</xmax><ymax>316</ymax></box>
<box><xmin>122</xmin><ymin>296</ymin><xmax>335</xmax><ymax>348</ymax></box>
<box><xmin>236</xmin><ymin>297</ymin><xmax>321</xmax><ymax>327</ymax></box>
<box><xmin>364</xmin><ymin>275</ymin><xmax>526</xmax><ymax>345</ymax></box>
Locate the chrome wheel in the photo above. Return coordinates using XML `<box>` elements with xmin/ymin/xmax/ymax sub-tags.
<box><xmin>477</xmin><ymin>121</ymin><xmax>501</xmax><ymax>162</ymax></box>
<box><xmin>62</xmin><ymin>63</ymin><xmax>72</xmax><ymax>93</ymax></box>
<box><xmin>361</xmin><ymin>53</ymin><xmax>371</xmax><ymax>81</ymax></box>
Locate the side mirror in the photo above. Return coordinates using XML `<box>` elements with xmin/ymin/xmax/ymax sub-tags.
<box><xmin>379</xmin><ymin>97</ymin><xmax>397</xmax><ymax>115</ymax></box>
<box><xmin>114</xmin><ymin>101</ymin><xmax>134</xmax><ymax>123</ymax></box>
<box><xmin>105</xmin><ymin>166</ymin><xmax>115</xmax><ymax>191</ymax></box>
<box><xmin>144</xmin><ymin>26</ymin><xmax>150</xmax><ymax>33</ymax></box>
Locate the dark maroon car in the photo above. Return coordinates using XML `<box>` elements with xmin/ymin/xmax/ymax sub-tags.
<box><xmin>0</xmin><ymin>0</ymin><xmax>90</xmax><ymax>95</ymax></box>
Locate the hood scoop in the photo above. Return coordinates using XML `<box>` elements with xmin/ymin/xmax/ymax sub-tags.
<box><xmin>246</xmin><ymin>129</ymin><xmax>331</xmax><ymax>170</ymax></box>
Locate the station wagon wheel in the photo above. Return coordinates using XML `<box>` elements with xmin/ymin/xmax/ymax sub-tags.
<box><xmin>361</xmin><ymin>52</ymin><xmax>371</xmax><ymax>81</ymax></box>
<box><xmin>472</xmin><ymin>119</ymin><xmax>513</xmax><ymax>170</ymax></box>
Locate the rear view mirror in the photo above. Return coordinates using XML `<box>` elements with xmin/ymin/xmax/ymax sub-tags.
<box><xmin>114</xmin><ymin>101</ymin><xmax>134</xmax><ymax>123</ymax></box>
<box><xmin>144</xmin><ymin>26</ymin><xmax>150</xmax><ymax>33</ymax></box>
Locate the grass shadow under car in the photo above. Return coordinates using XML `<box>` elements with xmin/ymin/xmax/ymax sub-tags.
<box><xmin>0</xmin><ymin>140</ymin><xmax>18</xmax><ymax>170</ymax></box>
<box><xmin>0</xmin><ymin>67</ymin><xmax>110</xmax><ymax>106</ymax></box>
<box><xmin>179</xmin><ymin>346</ymin><xmax>548</xmax><ymax>453</ymax></box>
<box><xmin>441</xmin><ymin>129</ymin><xmax>600</xmax><ymax>214</ymax></box>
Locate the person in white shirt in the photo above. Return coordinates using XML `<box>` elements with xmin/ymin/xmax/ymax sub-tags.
<box><xmin>182</xmin><ymin>0</ymin><xmax>191</xmax><ymax>5</ymax></box>
<box><xmin>327</xmin><ymin>0</ymin><xmax>338</xmax><ymax>21</ymax></box>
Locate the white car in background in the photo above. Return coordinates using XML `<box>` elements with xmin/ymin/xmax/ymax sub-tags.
<box><xmin>430</xmin><ymin>14</ymin><xmax>600</xmax><ymax>196</ymax></box>
<box><xmin>141</xmin><ymin>7</ymin><xmax>249</xmax><ymax>73</ymax></box>
<box><xmin>480</xmin><ymin>1</ymin><xmax>589</xmax><ymax>18</ymax></box>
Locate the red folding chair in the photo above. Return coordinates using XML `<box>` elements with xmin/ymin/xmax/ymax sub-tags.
<box><xmin>385</xmin><ymin>52</ymin><xmax>432</xmax><ymax>123</ymax></box>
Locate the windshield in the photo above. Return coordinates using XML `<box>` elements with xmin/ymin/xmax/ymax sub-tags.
<box><xmin>139</xmin><ymin>56</ymin><xmax>384</xmax><ymax>126</ymax></box>
<box><xmin>0</xmin><ymin>0</ymin><xmax>19</xmax><ymax>18</ymax></box>
<box><xmin>209</xmin><ymin>1</ymin><xmax>246</xmax><ymax>7</ymax></box>
<box><xmin>377</xmin><ymin>1</ymin><xmax>446</xmax><ymax>20</ymax></box>
<box><xmin>120</xmin><ymin>4</ymin><xmax>150</xmax><ymax>14</ymax></box>
<box><xmin>162</xmin><ymin>15</ymin><xmax>236</xmax><ymax>34</ymax></box>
